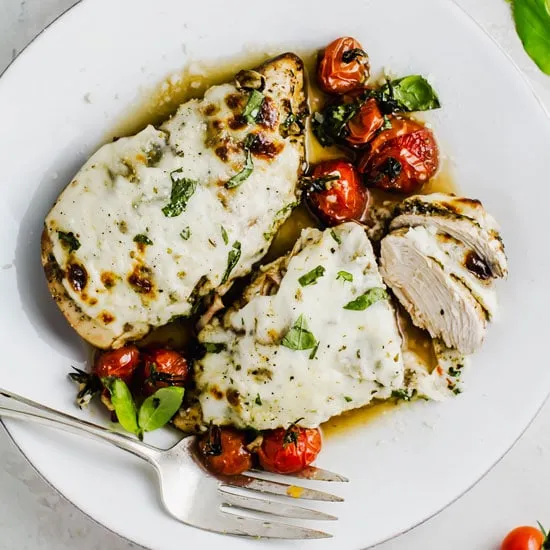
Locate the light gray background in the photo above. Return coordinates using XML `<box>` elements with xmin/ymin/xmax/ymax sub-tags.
<box><xmin>0</xmin><ymin>1</ymin><xmax>549</xmax><ymax>549</ymax></box>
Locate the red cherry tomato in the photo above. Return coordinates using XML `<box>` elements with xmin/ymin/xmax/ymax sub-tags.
<box><xmin>93</xmin><ymin>345</ymin><xmax>140</xmax><ymax>384</ymax></box>
<box><xmin>141</xmin><ymin>348</ymin><xmax>189</xmax><ymax>396</ymax></box>
<box><xmin>257</xmin><ymin>426</ymin><xmax>322</xmax><ymax>474</ymax></box>
<box><xmin>198</xmin><ymin>426</ymin><xmax>253</xmax><ymax>476</ymax></box>
<box><xmin>358</xmin><ymin>118</ymin><xmax>439</xmax><ymax>193</ymax></box>
<box><xmin>347</xmin><ymin>98</ymin><xmax>384</xmax><ymax>146</ymax></box>
<box><xmin>501</xmin><ymin>525</ymin><xmax>547</xmax><ymax>550</ymax></box>
<box><xmin>318</xmin><ymin>37</ymin><xmax>370</xmax><ymax>94</ymax></box>
<box><xmin>306</xmin><ymin>160</ymin><xmax>368</xmax><ymax>226</ymax></box>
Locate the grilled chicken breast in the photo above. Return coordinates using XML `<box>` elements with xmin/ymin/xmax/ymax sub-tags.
<box><xmin>381</xmin><ymin>194</ymin><xmax>507</xmax><ymax>355</ymax></box>
<box><xmin>42</xmin><ymin>54</ymin><xmax>308</xmax><ymax>349</ymax></box>
<box><xmin>194</xmin><ymin>222</ymin><xmax>406</xmax><ymax>430</ymax></box>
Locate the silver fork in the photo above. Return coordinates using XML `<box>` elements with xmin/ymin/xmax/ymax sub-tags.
<box><xmin>0</xmin><ymin>388</ymin><xmax>347</xmax><ymax>539</ymax></box>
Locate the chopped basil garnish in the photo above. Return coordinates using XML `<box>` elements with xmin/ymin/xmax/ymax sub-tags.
<box><xmin>138</xmin><ymin>387</ymin><xmax>184</xmax><ymax>433</ymax></box>
<box><xmin>379</xmin><ymin>76</ymin><xmax>441</xmax><ymax>112</ymax></box>
<box><xmin>263</xmin><ymin>201</ymin><xmax>299</xmax><ymax>240</ymax></box>
<box><xmin>145</xmin><ymin>143</ymin><xmax>163</xmax><ymax>166</ymax></box>
<box><xmin>102</xmin><ymin>377</ymin><xmax>142</xmax><ymax>439</ymax></box>
<box><xmin>58</xmin><ymin>231</ymin><xmax>81</xmax><ymax>253</ymax></box>
<box><xmin>255</xmin><ymin>394</ymin><xmax>262</xmax><ymax>405</ymax></box>
<box><xmin>221</xmin><ymin>241</ymin><xmax>241</xmax><ymax>284</ymax></box>
<box><xmin>344</xmin><ymin>396</ymin><xmax>353</xmax><ymax>403</ymax></box>
<box><xmin>281</xmin><ymin>315</ymin><xmax>317</xmax><ymax>351</ymax></box>
<box><xmin>282</xmin><ymin>112</ymin><xmax>296</xmax><ymax>128</ymax></box>
<box><xmin>226</xmin><ymin>135</ymin><xmax>255</xmax><ymax>189</ymax></box>
<box><xmin>392</xmin><ymin>389</ymin><xmax>415</xmax><ymax>402</ymax></box>
<box><xmin>242</xmin><ymin>89</ymin><xmax>265</xmax><ymax>124</ymax></box>
<box><xmin>330</xmin><ymin>229</ymin><xmax>342</xmax><ymax>244</ymax></box>
<box><xmin>379</xmin><ymin>157</ymin><xmax>402</xmax><ymax>181</ymax></box>
<box><xmin>203</xmin><ymin>342</ymin><xmax>227</xmax><ymax>354</ymax></box>
<box><xmin>221</xmin><ymin>226</ymin><xmax>229</xmax><ymax>245</ymax></box>
<box><xmin>382</xmin><ymin>115</ymin><xmax>393</xmax><ymax>130</ymax></box>
<box><xmin>133</xmin><ymin>234</ymin><xmax>153</xmax><ymax>246</ymax></box>
<box><xmin>162</xmin><ymin>170</ymin><xmax>197</xmax><ymax>217</ymax></box>
<box><xmin>344</xmin><ymin>288</ymin><xmax>389</xmax><ymax>311</ymax></box>
<box><xmin>298</xmin><ymin>266</ymin><xmax>326</xmax><ymax>287</ymax></box>
<box><xmin>301</xmin><ymin>173</ymin><xmax>340</xmax><ymax>193</ymax></box>
<box><xmin>180</xmin><ymin>227</ymin><xmax>191</xmax><ymax>240</ymax></box>
<box><xmin>337</xmin><ymin>271</ymin><xmax>353</xmax><ymax>282</ymax></box>
<box><xmin>309</xmin><ymin>342</ymin><xmax>320</xmax><ymax>360</ymax></box>
<box><xmin>312</xmin><ymin>102</ymin><xmax>359</xmax><ymax>147</ymax></box>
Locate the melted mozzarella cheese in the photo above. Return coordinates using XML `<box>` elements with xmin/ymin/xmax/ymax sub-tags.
<box><xmin>196</xmin><ymin>222</ymin><xmax>405</xmax><ymax>429</ymax></box>
<box><xmin>46</xmin><ymin>82</ymin><xmax>301</xmax><ymax>339</ymax></box>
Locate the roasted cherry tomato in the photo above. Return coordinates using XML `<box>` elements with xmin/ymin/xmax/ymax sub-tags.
<box><xmin>306</xmin><ymin>160</ymin><xmax>368</xmax><ymax>226</ymax></box>
<box><xmin>358</xmin><ymin>118</ymin><xmax>439</xmax><ymax>193</ymax></box>
<box><xmin>501</xmin><ymin>524</ymin><xmax>548</xmax><ymax>550</ymax></box>
<box><xmin>257</xmin><ymin>425</ymin><xmax>322</xmax><ymax>474</ymax></box>
<box><xmin>93</xmin><ymin>345</ymin><xmax>140</xmax><ymax>384</ymax></box>
<box><xmin>141</xmin><ymin>348</ymin><xmax>189</xmax><ymax>396</ymax></box>
<box><xmin>318</xmin><ymin>37</ymin><xmax>370</xmax><ymax>94</ymax></box>
<box><xmin>198</xmin><ymin>426</ymin><xmax>253</xmax><ymax>476</ymax></box>
<box><xmin>347</xmin><ymin>98</ymin><xmax>384</xmax><ymax>146</ymax></box>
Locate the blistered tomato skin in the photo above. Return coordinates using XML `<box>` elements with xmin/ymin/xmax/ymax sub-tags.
<box><xmin>198</xmin><ymin>427</ymin><xmax>253</xmax><ymax>476</ymax></box>
<box><xmin>93</xmin><ymin>345</ymin><xmax>140</xmax><ymax>384</ymax></box>
<box><xmin>306</xmin><ymin>160</ymin><xmax>369</xmax><ymax>226</ymax></box>
<box><xmin>258</xmin><ymin>426</ymin><xmax>322</xmax><ymax>474</ymax></box>
<box><xmin>347</xmin><ymin>98</ymin><xmax>384</xmax><ymax>146</ymax></box>
<box><xmin>318</xmin><ymin>37</ymin><xmax>370</xmax><ymax>94</ymax></box>
<box><xmin>141</xmin><ymin>348</ymin><xmax>189</xmax><ymax>396</ymax></box>
<box><xmin>358</xmin><ymin>118</ymin><xmax>439</xmax><ymax>193</ymax></box>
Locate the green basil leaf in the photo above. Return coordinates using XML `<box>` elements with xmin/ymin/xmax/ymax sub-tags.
<box><xmin>242</xmin><ymin>90</ymin><xmax>265</xmax><ymax>124</ymax></box>
<box><xmin>138</xmin><ymin>387</ymin><xmax>185</xmax><ymax>432</ymax></box>
<box><xmin>298</xmin><ymin>266</ymin><xmax>326</xmax><ymax>287</ymax></box>
<box><xmin>344</xmin><ymin>287</ymin><xmax>389</xmax><ymax>311</ymax></box>
<box><xmin>221</xmin><ymin>241</ymin><xmax>241</xmax><ymax>284</ymax></box>
<box><xmin>101</xmin><ymin>377</ymin><xmax>141</xmax><ymax>438</ymax></box>
<box><xmin>312</xmin><ymin>102</ymin><xmax>359</xmax><ymax>147</ymax></box>
<box><xmin>513</xmin><ymin>0</ymin><xmax>550</xmax><ymax>74</ymax></box>
<box><xmin>180</xmin><ymin>227</ymin><xmax>191</xmax><ymax>240</ymax></box>
<box><xmin>309</xmin><ymin>341</ymin><xmax>320</xmax><ymax>360</ymax></box>
<box><xmin>330</xmin><ymin>229</ymin><xmax>342</xmax><ymax>244</ymax></box>
<box><xmin>281</xmin><ymin>314</ymin><xmax>317</xmax><ymax>351</ymax></box>
<box><xmin>58</xmin><ymin>231</ymin><xmax>81</xmax><ymax>253</ymax></box>
<box><xmin>221</xmin><ymin>226</ymin><xmax>229</xmax><ymax>245</ymax></box>
<box><xmin>162</xmin><ymin>170</ymin><xmax>197</xmax><ymax>217</ymax></box>
<box><xmin>226</xmin><ymin>135</ymin><xmax>255</xmax><ymax>189</ymax></box>
<box><xmin>337</xmin><ymin>271</ymin><xmax>353</xmax><ymax>282</ymax></box>
<box><xmin>380</xmin><ymin>76</ymin><xmax>441</xmax><ymax>112</ymax></box>
<box><xmin>133</xmin><ymin>234</ymin><xmax>153</xmax><ymax>245</ymax></box>
<box><xmin>203</xmin><ymin>342</ymin><xmax>227</xmax><ymax>353</ymax></box>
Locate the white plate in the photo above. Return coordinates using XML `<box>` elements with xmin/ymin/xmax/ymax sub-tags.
<box><xmin>1</xmin><ymin>0</ymin><xmax>549</xmax><ymax>548</ymax></box>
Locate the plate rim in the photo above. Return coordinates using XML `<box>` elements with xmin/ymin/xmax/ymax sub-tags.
<box><xmin>1</xmin><ymin>0</ymin><xmax>550</xmax><ymax>548</ymax></box>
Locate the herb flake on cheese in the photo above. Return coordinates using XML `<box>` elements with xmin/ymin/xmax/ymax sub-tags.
<box><xmin>281</xmin><ymin>314</ymin><xmax>317</xmax><ymax>351</ymax></box>
<box><xmin>162</xmin><ymin>170</ymin><xmax>197</xmax><ymax>217</ymax></box>
<box><xmin>133</xmin><ymin>234</ymin><xmax>153</xmax><ymax>245</ymax></box>
<box><xmin>298</xmin><ymin>265</ymin><xmax>326</xmax><ymax>287</ymax></box>
<box><xmin>242</xmin><ymin>90</ymin><xmax>265</xmax><ymax>124</ymax></box>
<box><xmin>58</xmin><ymin>231</ymin><xmax>81</xmax><ymax>253</ymax></box>
<box><xmin>344</xmin><ymin>287</ymin><xmax>389</xmax><ymax>311</ymax></box>
<box><xmin>330</xmin><ymin>229</ymin><xmax>342</xmax><ymax>244</ymax></box>
<box><xmin>221</xmin><ymin>226</ymin><xmax>229</xmax><ymax>245</ymax></box>
<box><xmin>180</xmin><ymin>227</ymin><xmax>191</xmax><ymax>240</ymax></box>
<box><xmin>226</xmin><ymin>135</ymin><xmax>255</xmax><ymax>189</ymax></box>
<box><xmin>337</xmin><ymin>271</ymin><xmax>353</xmax><ymax>282</ymax></box>
<box><xmin>203</xmin><ymin>342</ymin><xmax>227</xmax><ymax>354</ymax></box>
<box><xmin>221</xmin><ymin>241</ymin><xmax>242</xmax><ymax>284</ymax></box>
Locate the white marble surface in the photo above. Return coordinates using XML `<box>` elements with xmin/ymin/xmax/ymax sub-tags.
<box><xmin>1</xmin><ymin>1</ymin><xmax>549</xmax><ymax>549</ymax></box>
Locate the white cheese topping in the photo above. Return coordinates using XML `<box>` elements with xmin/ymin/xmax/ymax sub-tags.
<box><xmin>46</xmin><ymin>82</ymin><xmax>301</xmax><ymax>338</ymax></box>
<box><xmin>196</xmin><ymin>222</ymin><xmax>405</xmax><ymax>429</ymax></box>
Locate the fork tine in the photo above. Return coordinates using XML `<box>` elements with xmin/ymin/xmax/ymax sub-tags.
<box><xmin>218</xmin><ymin>487</ymin><xmax>337</xmax><ymax>521</ymax></box>
<box><xmin>251</xmin><ymin>465</ymin><xmax>349</xmax><ymax>482</ymax></box>
<box><xmin>220</xmin><ymin>474</ymin><xmax>344</xmax><ymax>502</ymax></box>
<box><xmin>216</xmin><ymin>512</ymin><xmax>332</xmax><ymax>539</ymax></box>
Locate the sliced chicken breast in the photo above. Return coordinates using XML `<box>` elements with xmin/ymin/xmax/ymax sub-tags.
<box><xmin>391</xmin><ymin>193</ymin><xmax>508</xmax><ymax>278</ymax></box>
<box><xmin>381</xmin><ymin>227</ymin><xmax>489</xmax><ymax>354</ymax></box>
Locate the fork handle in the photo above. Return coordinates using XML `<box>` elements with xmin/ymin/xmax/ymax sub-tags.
<box><xmin>0</xmin><ymin>388</ymin><xmax>161</xmax><ymax>464</ymax></box>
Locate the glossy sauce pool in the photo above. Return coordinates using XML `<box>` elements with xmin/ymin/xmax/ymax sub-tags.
<box><xmin>108</xmin><ymin>50</ymin><xmax>458</xmax><ymax>438</ymax></box>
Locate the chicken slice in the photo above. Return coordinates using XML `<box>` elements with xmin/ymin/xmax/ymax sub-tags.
<box><xmin>390</xmin><ymin>193</ymin><xmax>508</xmax><ymax>278</ymax></box>
<box><xmin>380</xmin><ymin>227</ymin><xmax>489</xmax><ymax>354</ymax></box>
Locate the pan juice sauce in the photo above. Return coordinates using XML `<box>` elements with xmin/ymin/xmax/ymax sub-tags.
<box><xmin>108</xmin><ymin>50</ymin><xmax>458</xmax><ymax>438</ymax></box>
